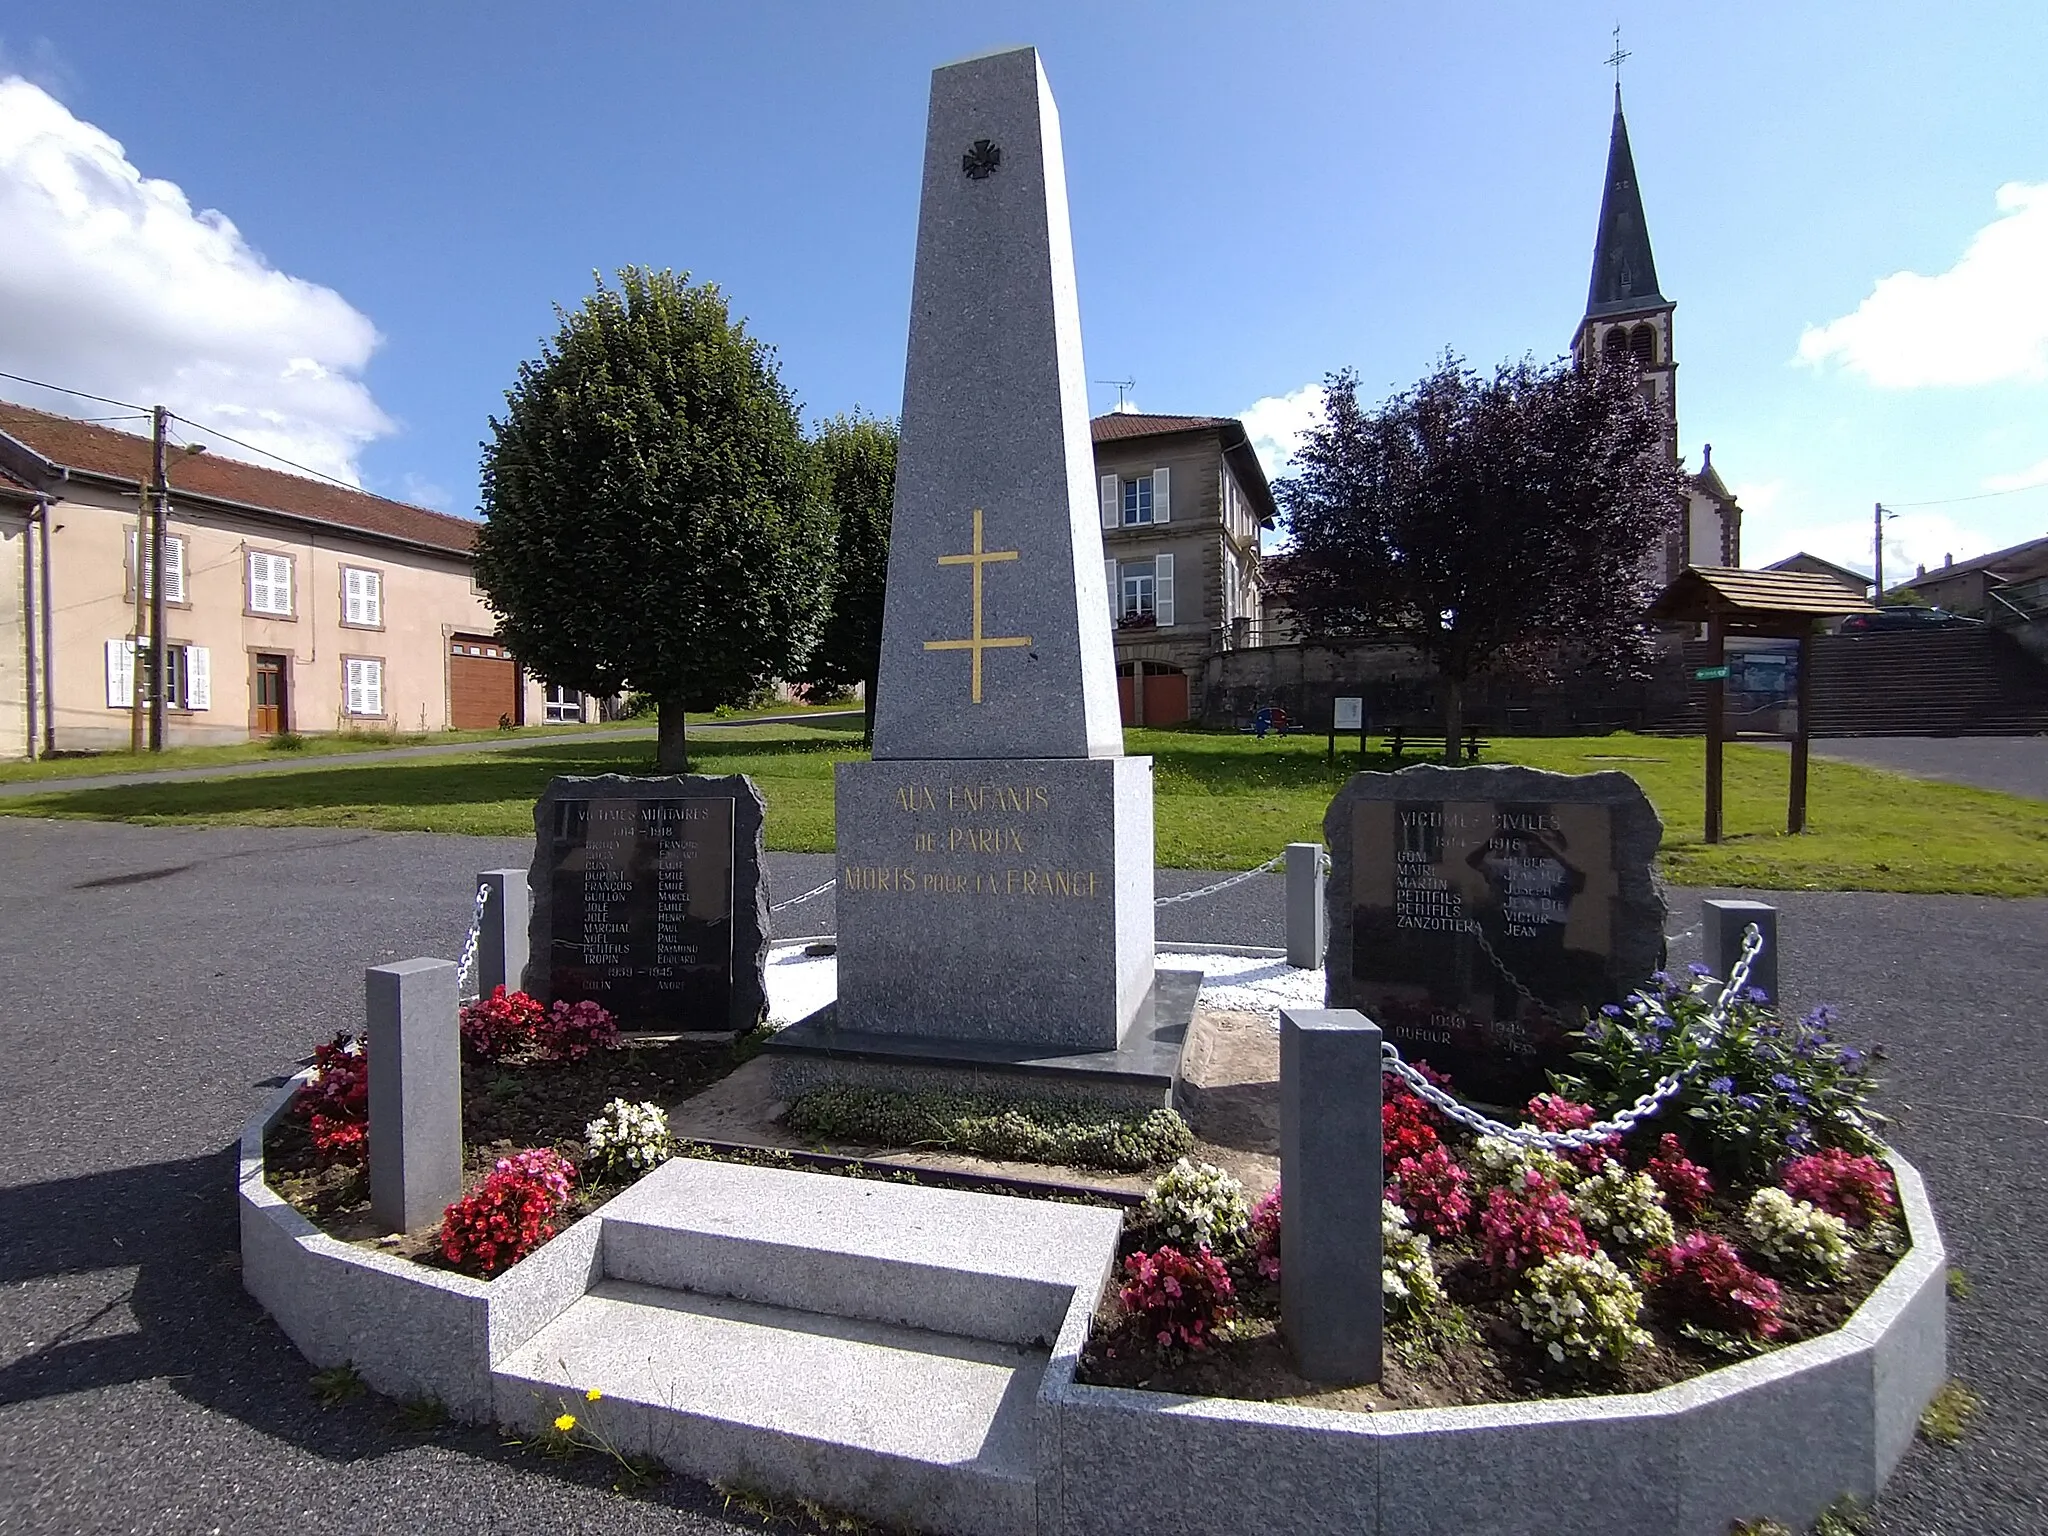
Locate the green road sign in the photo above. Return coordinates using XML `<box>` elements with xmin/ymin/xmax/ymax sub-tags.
<box><xmin>1693</xmin><ymin>665</ymin><xmax>1730</xmax><ymax>681</ymax></box>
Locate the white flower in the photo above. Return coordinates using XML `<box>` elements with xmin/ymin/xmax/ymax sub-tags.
<box><xmin>1744</xmin><ymin>1187</ymin><xmax>1852</xmax><ymax>1280</ymax></box>
<box><xmin>1140</xmin><ymin>1159</ymin><xmax>1250</xmax><ymax>1253</ymax></box>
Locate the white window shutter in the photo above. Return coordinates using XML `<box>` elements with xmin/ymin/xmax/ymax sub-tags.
<box><xmin>279</xmin><ymin>556</ymin><xmax>293</xmax><ymax>615</ymax></box>
<box><xmin>163</xmin><ymin>536</ymin><xmax>185</xmax><ymax>602</ymax></box>
<box><xmin>1104</xmin><ymin>558</ymin><xmax>1118</xmax><ymax>625</ymax></box>
<box><xmin>106</xmin><ymin>639</ymin><xmax>134</xmax><ymax>708</ymax></box>
<box><xmin>186</xmin><ymin>646</ymin><xmax>210</xmax><ymax>710</ymax></box>
<box><xmin>1155</xmin><ymin>552</ymin><xmax>1176</xmax><ymax>626</ymax></box>
<box><xmin>366</xmin><ymin>660</ymin><xmax>383</xmax><ymax>716</ymax></box>
<box><xmin>365</xmin><ymin>571</ymin><xmax>382</xmax><ymax>626</ymax></box>
<box><xmin>1153</xmin><ymin>466</ymin><xmax>1171</xmax><ymax>524</ymax></box>
<box><xmin>1100</xmin><ymin>475</ymin><xmax>1119</xmax><ymax>531</ymax></box>
<box><xmin>126</xmin><ymin>528</ymin><xmax>140</xmax><ymax>596</ymax></box>
<box><xmin>344</xmin><ymin>568</ymin><xmax>361</xmax><ymax>622</ymax></box>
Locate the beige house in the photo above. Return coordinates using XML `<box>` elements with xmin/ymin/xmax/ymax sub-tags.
<box><xmin>1093</xmin><ymin>410</ymin><xmax>1277</xmax><ymax>725</ymax></box>
<box><xmin>0</xmin><ymin>403</ymin><xmax>590</xmax><ymax>758</ymax></box>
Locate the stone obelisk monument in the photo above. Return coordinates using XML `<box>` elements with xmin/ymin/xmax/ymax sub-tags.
<box><xmin>829</xmin><ymin>46</ymin><xmax>1155</xmax><ymax>1051</ymax></box>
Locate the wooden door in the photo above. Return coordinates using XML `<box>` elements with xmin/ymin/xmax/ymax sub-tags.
<box><xmin>449</xmin><ymin>636</ymin><xmax>520</xmax><ymax>729</ymax></box>
<box><xmin>253</xmin><ymin>653</ymin><xmax>287</xmax><ymax>734</ymax></box>
<box><xmin>1142</xmin><ymin>668</ymin><xmax>1189</xmax><ymax>726</ymax></box>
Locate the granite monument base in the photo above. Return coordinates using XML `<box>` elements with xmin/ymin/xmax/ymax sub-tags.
<box><xmin>764</xmin><ymin>969</ymin><xmax>1199</xmax><ymax>1113</ymax></box>
<box><xmin>832</xmin><ymin>756</ymin><xmax>1155</xmax><ymax>1051</ymax></box>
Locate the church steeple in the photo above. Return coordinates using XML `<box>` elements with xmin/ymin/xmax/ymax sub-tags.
<box><xmin>1586</xmin><ymin>87</ymin><xmax>1665</xmax><ymax>315</ymax></box>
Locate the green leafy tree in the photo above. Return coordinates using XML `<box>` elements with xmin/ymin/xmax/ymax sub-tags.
<box><xmin>799</xmin><ymin>412</ymin><xmax>897</xmax><ymax>744</ymax></box>
<box><xmin>475</xmin><ymin>269</ymin><xmax>830</xmax><ymax>770</ymax></box>
<box><xmin>1267</xmin><ymin>354</ymin><xmax>1684</xmax><ymax>758</ymax></box>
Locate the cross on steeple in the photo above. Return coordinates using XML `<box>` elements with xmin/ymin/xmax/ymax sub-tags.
<box><xmin>1607</xmin><ymin>25</ymin><xmax>1630</xmax><ymax>92</ymax></box>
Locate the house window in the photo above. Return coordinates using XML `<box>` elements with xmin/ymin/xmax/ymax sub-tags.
<box><xmin>248</xmin><ymin>550</ymin><xmax>294</xmax><ymax>616</ymax></box>
<box><xmin>1120</xmin><ymin>559</ymin><xmax>1156</xmax><ymax>622</ymax></box>
<box><xmin>103</xmin><ymin>639</ymin><xmax>209</xmax><ymax>710</ymax></box>
<box><xmin>544</xmin><ymin>685</ymin><xmax>584</xmax><ymax>723</ymax></box>
<box><xmin>342</xmin><ymin>566</ymin><xmax>384</xmax><ymax>627</ymax></box>
<box><xmin>344</xmin><ymin>656</ymin><xmax>385</xmax><ymax>717</ymax></box>
<box><xmin>125</xmin><ymin>528</ymin><xmax>188</xmax><ymax>604</ymax></box>
<box><xmin>1121</xmin><ymin>476</ymin><xmax>1154</xmax><ymax>526</ymax></box>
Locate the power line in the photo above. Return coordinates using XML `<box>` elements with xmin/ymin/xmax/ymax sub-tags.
<box><xmin>1883</xmin><ymin>480</ymin><xmax>2048</xmax><ymax>510</ymax></box>
<box><xmin>167</xmin><ymin>411</ymin><xmax>366</xmax><ymax>494</ymax></box>
<box><xmin>0</xmin><ymin>368</ymin><xmax>150</xmax><ymax>414</ymax></box>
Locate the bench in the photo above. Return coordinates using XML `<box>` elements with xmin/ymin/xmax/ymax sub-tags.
<box><xmin>1386</xmin><ymin>730</ymin><xmax>1488</xmax><ymax>762</ymax></box>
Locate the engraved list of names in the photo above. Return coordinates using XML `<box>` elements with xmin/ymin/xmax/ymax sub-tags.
<box><xmin>546</xmin><ymin>795</ymin><xmax>736</xmax><ymax>1028</ymax></box>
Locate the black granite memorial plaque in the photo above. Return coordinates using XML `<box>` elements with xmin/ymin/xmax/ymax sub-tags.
<box><xmin>525</xmin><ymin>775</ymin><xmax>769</xmax><ymax>1033</ymax></box>
<box><xmin>1325</xmin><ymin>765</ymin><xmax>1664</xmax><ymax>1104</ymax></box>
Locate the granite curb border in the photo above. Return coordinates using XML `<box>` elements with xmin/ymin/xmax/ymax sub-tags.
<box><xmin>1040</xmin><ymin>1151</ymin><xmax>1947</xmax><ymax>1536</ymax></box>
<box><xmin>242</xmin><ymin>1071</ymin><xmax>1944</xmax><ymax>1536</ymax></box>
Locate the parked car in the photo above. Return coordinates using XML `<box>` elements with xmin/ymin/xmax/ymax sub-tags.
<box><xmin>1840</xmin><ymin>606</ymin><xmax>1985</xmax><ymax>632</ymax></box>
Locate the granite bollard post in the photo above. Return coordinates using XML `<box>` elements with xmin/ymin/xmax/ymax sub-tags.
<box><xmin>476</xmin><ymin>869</ymin><xmax>529</xmax><ymax>997</ymax></box>
<box><xmin>367</xmin><ymin>958</ymin><xmax>463</xmax><ymax>1233</ymax></box>
<box><xmin>1285</xmin><ymin>842</ymin><xmax>1326</xmax><ymax>969</ymax></box>
<box><xmin>1279</xmin><ymin>1007</ymin><xmax>1382</xmax><ymax>1383</ymax></box>
<box><xmin>1704</xmin><ymin>898</ymin><xmax>1778</xmax><ymax>1003</ymax></box>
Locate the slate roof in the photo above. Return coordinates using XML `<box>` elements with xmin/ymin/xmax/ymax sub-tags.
<box><xmin>1764</xmin><ymin>551</ymin><xmax>1872</xmax><ymax>588</ymax></box>
<box><xmin>1585</xmin><ymin>89</ymin><xmax>1668</xmax><ymax>319</ymax></box>
<box><xmin>1648</xmin><ymin>566</ymin><xmax>1879</xmax><ymax>622</ymax></box>
<box><xmin>1904</xmin><ymin>532</ymin><xmax>2048</xmax><ymax>585</ymax></box>
<box><xmin>0</xmin><ymin>402</ymin><xmax>478</xmax><ymax>556</ymax></box>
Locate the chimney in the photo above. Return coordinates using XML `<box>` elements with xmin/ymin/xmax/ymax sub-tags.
<box><xmin>1916</xmin><ymin>563</ymin><xmax>1926</xmax><ymax>578</ymax></box>
<box><xmin>1944</xmin><ymin>553</ymin><xmax>1953</xmax><ymax>567</ymax></box>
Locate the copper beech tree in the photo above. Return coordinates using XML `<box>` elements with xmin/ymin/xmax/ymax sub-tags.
<box><xmin>1267</xmin><ymin>355</ymin><xmax>1684</xmax><ymax>757</ymax></box>
<box><xmin>474</xmin><ymin>268</ymin><xmax>830</xmax><ymax>770</ymax></box>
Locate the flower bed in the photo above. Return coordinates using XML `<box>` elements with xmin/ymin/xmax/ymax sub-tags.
<box><xmin>1077</xmin><ymin>970</ymin><xmax>1907</xmax><ymax>1409</ymax></box>
<box><xmin>263</xmin><ymin>990</ymin><xmax>763</xmax><ymax>1272</ymax></box>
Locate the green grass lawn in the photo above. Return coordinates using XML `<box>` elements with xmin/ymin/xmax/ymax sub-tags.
<box><xmin>2</xmin><ymin>722</ymin><xmax>2041</xmax><ymax>895</ymax></box>
<box><xmin>0</xmin><ymin>701</ymin><xmax>855</xmax><ymax>785</ymax></box>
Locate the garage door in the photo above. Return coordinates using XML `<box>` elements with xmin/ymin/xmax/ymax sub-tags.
<box><xmin>449</xmin><ymin>636</ymin><xmax>519</xmax><ymax>729</ymax></box>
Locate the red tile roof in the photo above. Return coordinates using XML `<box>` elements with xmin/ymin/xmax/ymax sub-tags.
<box><xmin>1090</xmin><ymin>412</ymin><xmax>1236</xmax><ymax>443</ymax></box>
<box><xmin>0</xmin><ymin>402</ymin><xmax>478</xmax><ymax>555</ymax></box>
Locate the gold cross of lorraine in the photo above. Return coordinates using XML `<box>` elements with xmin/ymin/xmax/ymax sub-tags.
<box><xmin>924</xmin><ymin>507</ymin><xmax>1031</xmax><ymax>704</ymax></box>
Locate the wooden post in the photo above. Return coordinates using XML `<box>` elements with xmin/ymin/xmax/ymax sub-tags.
<box><xmin>1704</xmin><ymin>616</ymin><xmax>1726</xmax><ymax>844</ymax></box>
<box><xmin>1788</xmin><ymin>629</ymin><xmax>1813</xmax><ymax>834</ymax></box>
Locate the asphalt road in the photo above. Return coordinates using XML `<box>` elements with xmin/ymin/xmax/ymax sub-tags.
<box><xmin>1</xmin><ymin>819</ymin><xmax>2040</xmax><ymax>1534</ymax></box>
<box><xmin>1769</xmin><ymin>736</ymin><xmax>2048</xmax><ymax>802</ymax></box>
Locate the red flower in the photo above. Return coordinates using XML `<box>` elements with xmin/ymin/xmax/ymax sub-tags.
<box><xmin>458</xmin><ymin>986</ymin><xmax>544</xmax><ymax>1059</ymax></box>
<box><xmin>1646</xmin><ymin>1233</ymin><xmax>1783</xmax><ymax>1339</ymax></box>
<box><xmin>1780</xmin><ymin>1148</ymin><xmax>1894</xmax><ymax>1228</ymax></box>
<box><xmin>1645</xmin><ymin>1134</ymin><xmax>1715</xmax><ymax>1219</ymax></box>
<box><xmin>1388</xmin><ymin>1145</ymin><xmax>1473</xmax><ymax>1239</ymax></box>
<box><xmin>532</xmin><ymin>998</ymin><xmax>621</xmax><ymax>1063</ymax></box>
<box><xmin>437</xmin><ymin>1147</ymin><xmax>578</xmax><ymax>1277</ymax></box>
<box><xmin>1478</xmin><ymin>1176</ymin><xmax>1593</xmax><ymax>1275</ymax></box>
<box><xmin>1525</xmin><ymin>1093</ymin><xmax>1618</xmax><ymax>1172</ymax></box>
<box><xmin>1117</xmin><ymin>1244</ymin><xmax>1234</xmax><ymax>1353</ymax></box>
<box><xmin>293</xmin><ymin>1034</ymin><xmax>369</xmax><ymax>1166</ymax></box>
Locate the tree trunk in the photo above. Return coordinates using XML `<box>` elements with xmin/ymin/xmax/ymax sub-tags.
<box><xmin>656</xmin><ymin>695</ymin><xmax>690</xmax><ymax>772</ymax></box>
<box><xmin>861</xmin><ymin>669</ymin><xmax>877</xmax><ymax>749</ymax></box>
<box><xmin>1441</xmin><ymin>674</ymin><xmax>1465</xmax><ymax>765</ymax></box>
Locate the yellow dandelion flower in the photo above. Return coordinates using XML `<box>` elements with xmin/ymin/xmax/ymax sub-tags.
<box><xmin>553</xmin><ymin>1413</ymin><xmax>577</xmax><ymax>1433</ymax></box>
<box><xmin>585</xmin><ymin>1388</ymin><xmax>602</xmax><ymax>1402</ymax></box>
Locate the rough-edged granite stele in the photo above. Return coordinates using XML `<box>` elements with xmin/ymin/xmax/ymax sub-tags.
<box><xmin>524</xmin><ymin>774</ymin><xmax>768</xmax><ymax>1035</ymax></box>
<box><xmin>819</xmin><ymin>44</ymin><xmax>1156</xmax><ymax>1053</ymax></box>
<box><xmin>1324</xmin><ymin>763</ymin><xmax>1666</xmax><ymax>1104</ymax></box>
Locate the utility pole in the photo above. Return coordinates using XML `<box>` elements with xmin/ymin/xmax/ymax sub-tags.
<box><xmin>149</xmin><ymin>404</ymin><xmax>170</xmax><ymax>751</ymax></box>
<box><xmin>1872</xmin><ymin>502</ymin><xmax>1884</xmax><ymax>601</ymax></box>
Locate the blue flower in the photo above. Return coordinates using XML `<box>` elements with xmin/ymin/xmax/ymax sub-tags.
<box><xmin>1770</xmin><ymin>1072</ymin><xmax>1798</xmax><ymax>1092</ymax></box>
<box><xmin>1801</xmin><ymin>1005</ymin><xmax>1839</xmax><ymax>1033</ymax></box>
<box><xmin>1736</xmin><ymin>1094</ymin><xmax>1761</xmax><ymax>1110</ymax></box>
<box><xmin>1651</xmin><ymin>970</ymin><xmax>1676</xmax><ymax>989</ymax></box>
<box><xmin>1787</xmin><ymin>1091</ymin><xmax>1811</xmax><ymax>1109</ymax></box>
<box><xmin>1601</xmin><ymin>1004</ymin><xmax>1624</xmax><ymax>1019</ymax></box>
<box><xmin>1708</xmin><ymin>1076</ymin><xmax>1735</xmax><ymax>1096</ymax></box>
<box><xmin>1687</xmin><ymin>962</ymin><xmax>1713</xmax><ymax>978</ymax></box>
<box><xmin>1740</xmin><ymin>987</ymin><xmax>1769</xmax><ymax>1005</ymax></box>
<box><xmin>1788</xmin><ymin>1122</ymin><xmax>1815</xmax><ymax>1151</ymax></box>
<box><xmin>1837</xmin><ymin>1046</ymin><xmax>1864</xmax><ymax>1068</ymax></box>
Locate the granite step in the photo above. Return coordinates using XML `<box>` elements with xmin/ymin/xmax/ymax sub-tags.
<box><xmin>596</xmin><ymin>1157</ymin><xmax>1124</xmax><ymax>1345</ymax></box>
<box><xmin>493</xmin><ymin>1279</ymin><xmax>1042</xmax><ymax>1536</ymax></box>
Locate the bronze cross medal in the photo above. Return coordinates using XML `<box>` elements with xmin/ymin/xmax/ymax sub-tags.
<box><xmin>925</xmin><ymin>508</ymin><xmax>1031</xmax><ymax>704</ymax></box>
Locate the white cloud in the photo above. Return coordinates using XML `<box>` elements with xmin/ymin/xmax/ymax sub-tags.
<box><xmin>1741</xmin><ymin>505</ymin><xmax>1985</xmax><ymax>584</ymax></box>
<box><xmin>398</xmin><ymin>472</ymin><xmax>453</xmax><ymax>511</ymax></box>
<box><xmin>0</xmin><ymin>76</ymin><xmax>392</xmax><ymax>483</ymax></box>
<box><xmin>1795</xmin><ymin>181</ymin><xmax>2048</xmax><ymax>388</ymax></box>
<box><xmin>1238</xmin><ymin>382</ymin><xmax>1326</xmax><ymax>480</ymax></box>
<box><xmin>1983</xmin><ymin>454</ymin><xmax>2048</xmax><ymax>494</ymax></box>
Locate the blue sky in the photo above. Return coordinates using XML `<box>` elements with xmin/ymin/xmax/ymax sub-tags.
<box><xmin>1</xmin><ymin>2</ymin><xmax>2042</xmax><ymax>581</ymax></box>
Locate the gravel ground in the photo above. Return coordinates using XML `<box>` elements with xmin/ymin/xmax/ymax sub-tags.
<box><xmin>1</xmin><ymin>818</ymin><xmax>2040</xmax><ymax>1535</ymax></box>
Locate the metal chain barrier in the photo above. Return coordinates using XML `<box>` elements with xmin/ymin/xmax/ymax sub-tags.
<box><xmin>454</xmin><ymin>880</ymin><xmax>492</xmax><ymax>1001</ymax></box>
<box><xmin>1470</xmin><ymin>922</ymin><xmax>1544</xmax><ymax>1006</ymax></box>
<box><xmin>1379</xmin><ymin>922</ymin><xmax>1766</xmax><ymax>1150</ymax></box>
<box><xmin>1154</xmin><ymin>851</ymin><xmax>1287</xmax><ymax>907</ymax></box>
<box><xmin>770</xmin><ymin>879</ymin><xmax>837</xmax><ymax>914</ymax></box>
